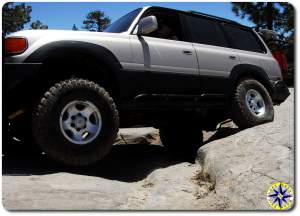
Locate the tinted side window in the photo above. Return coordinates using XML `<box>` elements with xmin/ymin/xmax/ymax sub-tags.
<box><xmin>185</xmin><ymin>15</ymin><xmax>228</xmax><ymax>47</ymax></box>
<box><xmin>222</xmin><ymin>24</ymin><xmax>266</xmax><ymax>53</ymax></box>
<box><xmin>141</xmin><ymin>9</ymin><xmax>185</xmax><ymax>41</ymax></box>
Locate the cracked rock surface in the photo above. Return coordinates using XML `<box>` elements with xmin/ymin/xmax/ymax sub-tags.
<box><xmin>2</xmin><ymin>89</ymin><xmax>294</xmax><ymax>210</ymax></box>
<box><xmin>197</xmin><ymin>88</ymin><xmax>294</xmax><ymax>210</ymax></box>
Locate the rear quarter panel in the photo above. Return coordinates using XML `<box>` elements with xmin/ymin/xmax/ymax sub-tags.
<box><xmin>236</xmin><ymin>49</ymin><xmax>282</xmax><ymax>81</ymax></box>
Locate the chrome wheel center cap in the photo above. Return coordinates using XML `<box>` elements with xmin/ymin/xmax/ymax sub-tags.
<box><xmin>74</xmin><ymin>116</ymin><xmax>85</xmax><ymax>129</ymax></box>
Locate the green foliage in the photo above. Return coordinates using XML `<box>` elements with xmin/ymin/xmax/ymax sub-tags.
<box><xmin>30</xmin><ymin>20</ymin><xmax>48</xmax><ymax>29</ymax></box>
<box><xmin>2</xmin><ymin>2</ymin><xmax>32</xmax><ymax>35</ymax></box>
<box><xmin>83</xmin><ymin>10</ymin><xmax>111</xmax><ymax>32</ymax></box>
<box><xmin>231</xmin><ymin>2</ymin><xmax>294</xmax><ymax>36</ymax></box>
<box><xmin>72</xmin><ymin>24</ymin><xmax>79</xmax><ymax>31</ymax></box>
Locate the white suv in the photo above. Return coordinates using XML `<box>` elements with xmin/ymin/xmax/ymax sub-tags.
<box><xmin>4</xmin><ymin>6</ymin><xmax>290</xmax><ymax>165</ymax></box>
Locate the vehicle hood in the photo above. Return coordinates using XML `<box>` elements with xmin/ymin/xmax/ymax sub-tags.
<box><xmin>9</xmin><ymin>29</ymin><xmax>119</xmax><ymax>37</ymax></box>
<box><xmin>7</xmin><ymin>29</ymin><xmax>127</xmax><ymax>50</ymax></box>
<box><xmin>7</xmin><ymin>29</ymin><xmax>123</xmax><ymax>42</ymax></box>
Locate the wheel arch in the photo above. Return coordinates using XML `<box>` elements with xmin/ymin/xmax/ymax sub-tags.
<box><xmin>229</xmin><ymin>64</ymin><xmax>274</xmax><ymax>97</ymax></box>
<box><xmin>24</xmin><ymin>40</ymin><xmax>123</xmax><ymax>100</ymax></box>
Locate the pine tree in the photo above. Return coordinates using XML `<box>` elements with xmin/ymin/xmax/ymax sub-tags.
<box><xmin>72</xmin><ymin>24</ymin><xmax>79</xmax><ymax>31</ymax></box>
<box><xmin>231</xmin><ymin>2</ymin><xmax>294</xmax><ymax>36</ymax></box>
<box><xmin>2</xmin><ymin>3</ymin><xmax>32</xmax><ymax>35</ymax></box>
<box><xmin>83</xmin><ymin>10</ymin><xmax>111</xmax><ymax>32</ymax></box>
<box><xmin>30</xmin><ymin>20</ymin><xmax>48</xmax><ymax>29</ymax></box>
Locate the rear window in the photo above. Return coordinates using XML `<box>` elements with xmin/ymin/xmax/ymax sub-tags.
<box><xmin>222</xmin><ymin>24</ymin><xmax>266</xmax><ymax>53</ymax></box>
<box><xmin>184</xmin><ymin>15</ymin><xmax>228</xmax><ymax>47</ymax></box>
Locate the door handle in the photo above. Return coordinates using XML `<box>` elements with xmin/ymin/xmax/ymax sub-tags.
<box><xmin>229</xmin><ymin>56</ymin><xmax>237</xmax><ymax>60</ymax></box>
<box><xmin>183</xmin><ymin>50</ymin><xmax>193</xmax><ymax>55</ymax></box>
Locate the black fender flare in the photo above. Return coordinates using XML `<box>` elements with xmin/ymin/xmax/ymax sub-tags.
<box><xmin>25</xmin><ymin>40</ymin><xmax>122</xmax><ymax>68</ymax></box>
<box><xmin>229</xmin><ymin>64</ymin><xmax>274</xmax><ymax>96</ymax></box>
<box><xmin>24</xmin><ymin>40</ymin><xmax>123</xmax><ymax>96</ymax></box>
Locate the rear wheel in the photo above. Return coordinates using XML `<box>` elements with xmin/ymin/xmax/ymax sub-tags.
<box><xmin>231</xmin><ymin>78</ymin><xmax>274</xmax><ymax>129</ymax></box>
<box><xmin>32</xmin><ymin>79</ymin><xmax>119</xmax><ymax>166</ymax></box>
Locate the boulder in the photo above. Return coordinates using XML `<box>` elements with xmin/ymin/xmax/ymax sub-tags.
<box><xmin>196</xmin><ymin>89</ymin><xmax>294</xmax><ymax>210</ymax></box>
<box><xmin>115</xmin><ymin>127</ymin><xmax>160</xmax><ymax>145</ymax></box>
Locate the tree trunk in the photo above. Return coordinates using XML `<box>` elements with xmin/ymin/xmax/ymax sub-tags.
<box><xmin>266</xmin><ymin>2</ymin><xmax>274</xmax><ymax>30</ymax></box>
<box><xmin>97</xmin><ymin>22</ymin><xmax>101</xmax><ymax>32</ymax></box>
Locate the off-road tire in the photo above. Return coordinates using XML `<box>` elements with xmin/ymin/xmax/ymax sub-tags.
<box><xmin>159</xmin><ymin>126</ymin><xmax>203</xmax><ymax>160</ymax></box>
<box><xmin>32</xmin><ymin>79</ymin><xmax>119</xmax><ymax>166</ymax></box>
<box><xmin>231</xmin><ymin>78</ymin><xmax>274</xmax><ymax>129</ymax></box>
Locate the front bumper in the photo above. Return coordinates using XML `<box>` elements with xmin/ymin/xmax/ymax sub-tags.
<box><xmin>271</xmin><ymin>80</ymin><xmax>290</xmax><ymax>104</ymax></box>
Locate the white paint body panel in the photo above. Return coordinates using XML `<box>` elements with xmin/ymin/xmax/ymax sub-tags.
<box><xmin>6</xmin><ymin>30</ymin><xmax>133</xmax><ymax>67</ymax></box>
<box><xmin>5</xmin><ymin>6</ymin><xmax>282</xmax><ymax>82</ymax></box>
<box><xmin>236</xmin><ymin>48</ymin><xmax>282</xmax><ymax>80</ymax></box>
<box><xmin>192</xmin><ymin>43</ymin><xmax>239</xmax><ymax>78</ymax></box>
<box><xmin>129</xmin><ymin>35</ymin><xmax>199</xmax><ymax>75</ymax></box>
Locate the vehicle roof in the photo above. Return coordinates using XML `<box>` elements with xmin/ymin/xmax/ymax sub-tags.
<box><xmin>144</xmin><ymin>6</ymin><xmax>251</xmax><ymax>30</ymax></box>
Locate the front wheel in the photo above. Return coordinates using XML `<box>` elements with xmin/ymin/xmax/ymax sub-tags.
<box><xmin>231</xmin><ymin>78</ymin><xmax>274</xmax><ymax>129</ymax></box>
<box><xmin>32</xmin><ymin>79</ymin><xmax>119</xmax><ymax>166</ymax></box>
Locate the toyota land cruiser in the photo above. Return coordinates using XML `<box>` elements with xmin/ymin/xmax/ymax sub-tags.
<box><xmin>3</xmin><ymin>6</ymin><xmax>290</xmax><ymax>165</ymax></box>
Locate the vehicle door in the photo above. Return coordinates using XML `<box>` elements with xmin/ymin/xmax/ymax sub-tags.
<box><xmin>128</xmin><ymin>8</ymin><xmax>200</xmax><ymax>96</ymax></box>
<box><xmin>183</xmin><ymin>14</ymin><xmax>240</xmax><ymax>95</ymax></box>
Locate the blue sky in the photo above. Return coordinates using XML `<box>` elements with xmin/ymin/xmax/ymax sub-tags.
<box><xmin>22</xmin><ymin>2</ymin><xmax>255</xmax><ymax>30</ymax></box>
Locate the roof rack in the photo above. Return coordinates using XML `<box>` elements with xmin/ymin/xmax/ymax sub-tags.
<box><xmin>187</xmin><ymin>10</ymin><xmax>240</xmax><ymax>25</ymax></box>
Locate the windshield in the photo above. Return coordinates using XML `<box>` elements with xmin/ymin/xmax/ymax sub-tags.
<box><xmin>104</xmin><ymin>8</ymin><xmax>142</xmax><ymax>33</ymax></box>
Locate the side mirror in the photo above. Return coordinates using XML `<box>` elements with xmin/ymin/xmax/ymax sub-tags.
<box><xmin>137</xmin><ymin>16</ymin><xmax>158</xmax><ymax>35</ymax></box>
